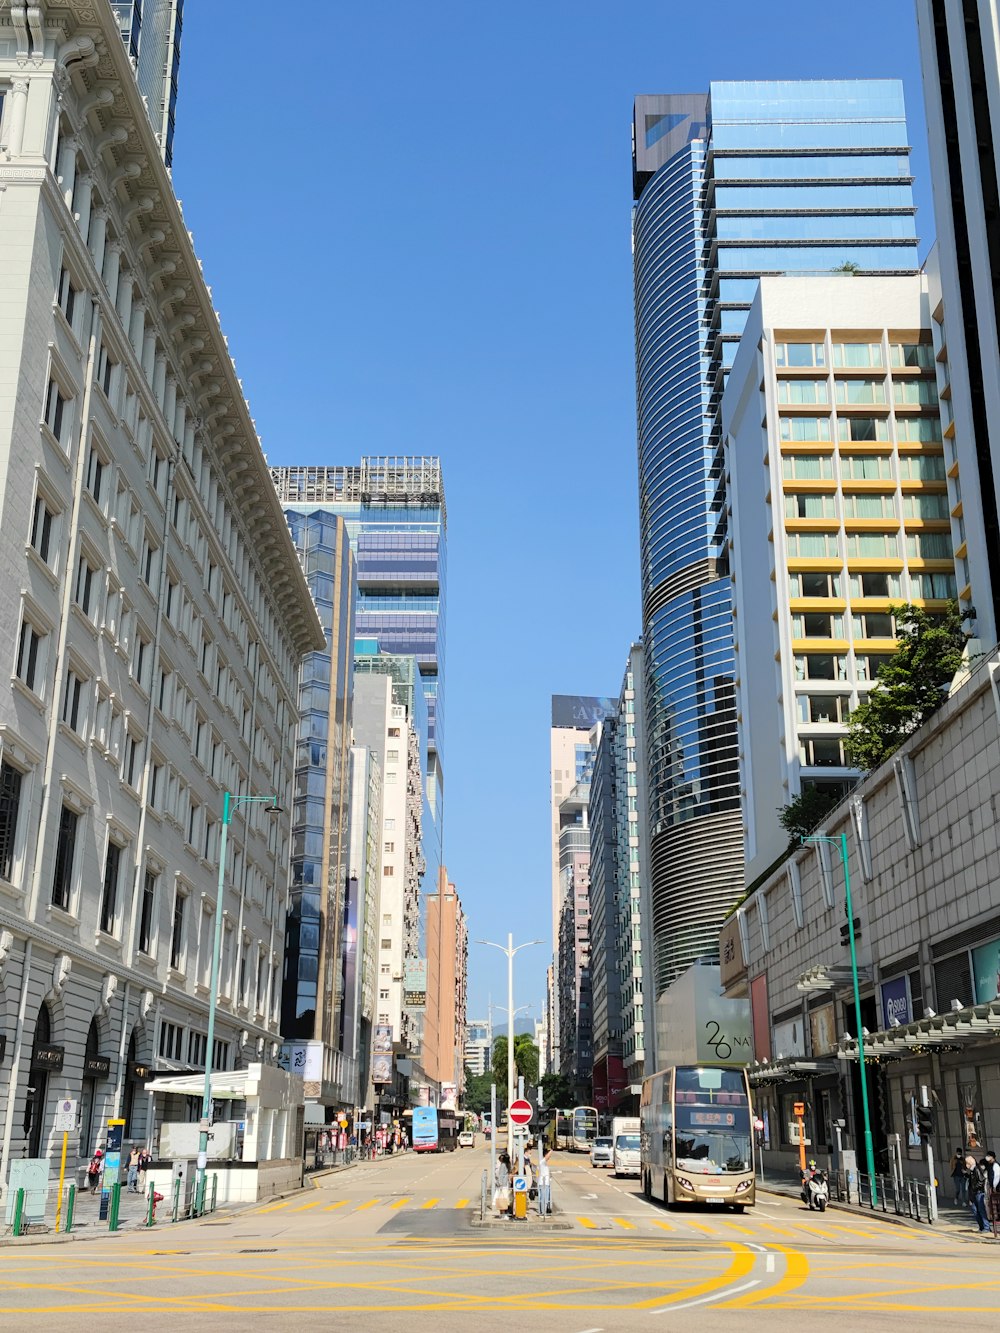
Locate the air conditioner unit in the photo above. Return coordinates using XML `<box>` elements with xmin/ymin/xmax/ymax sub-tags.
<box><xmin>788</xmin><ymin>1123</ymin><xmax>812</xmax><ymax>1146</ymax></box>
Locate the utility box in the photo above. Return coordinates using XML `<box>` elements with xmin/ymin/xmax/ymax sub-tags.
<box><xmin>171</xmin><ymin>1160</ymin><xmax>197</xmax><ymax>1214</ymax></box>
<box><xmin>513</xmin><ymin>1176</ymin><xmax>528</xmax><ymax>1220</ymax></box>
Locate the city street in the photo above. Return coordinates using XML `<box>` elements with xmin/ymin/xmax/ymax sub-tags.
<box><xmin>2</xmin><ymin>1145</ymin><xmax>999</xmax><ymax>1328</ymax></box>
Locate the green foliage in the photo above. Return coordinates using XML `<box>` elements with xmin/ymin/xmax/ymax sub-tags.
<box><xmin>844</xmin><ymin>601</ymin><xmax>971</xmax><ymax>772</ymax></box>
<box><xmin>832</xmin><ymin>259</ymin><xmax>861</xmax><ymax>273</ymax></box>
<box><xmin>778</xmin><ymin>785</ymin><xmax>844</xmax><ymax>845</ymax></box>
<box><xmin>539</xmin><ymin>1072</ymin><xmax>574</xmax><ymax>1109</ymax></box>
<box><xmin>491</xmin><ymin>1033</ymin><xmax>540</xmax><ymax>1092</ymax></box>
<box><xmin>462</xmin><ymin>1067</ymin><xmax>494</xmax><ymax>1114</ymax></box>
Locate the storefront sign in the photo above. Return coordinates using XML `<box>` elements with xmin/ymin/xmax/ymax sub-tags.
<box><xmin>971</xmin><ymin>938</ymin><xmax>1000</xmax><ymax>1004</ymax></box>
<box><xmin>31</xmin><ymin>1043</ymin><xmax>64</xmax><ymax>1072</ymax></box>
<box><xmin>129</xmin><ymin>1061</ymin><xmax>151</xmax><ymax>1082</ymax></box>
<box><xmin>881</xmin><ymin>975</ymin><xmax>911</xmax><ymax>1028</ymax></box>
<box><xmin>84</xmin><ymin>1055</ymin><xmax>111</xmax><ymax>1078</ymax></box>
<box><xmin>719</xmin><ymin>917</ymin><xmax>745</xmax><ymax>988</ymax></box>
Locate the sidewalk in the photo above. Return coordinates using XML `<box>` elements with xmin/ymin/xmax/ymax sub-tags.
<box><xmin>761</xmin><ymin>1179</ymin><xmax>1000</xmax><ymax>1243</ymax></box>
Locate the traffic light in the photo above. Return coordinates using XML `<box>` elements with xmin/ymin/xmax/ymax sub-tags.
<box><xmin>840</xmin><ymin>915</ymin><xmax>862</xmax><ymax>947</ymax></box>
<box><xmin>915</xmin><ymin>1104</ymin><xmax>935</xmax><ymax>1142</ymax></box>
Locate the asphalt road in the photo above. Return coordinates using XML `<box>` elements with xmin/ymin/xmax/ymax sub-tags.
<box><xmin>2</xmin><ymin>1142</ymin><xmax>999</xmax><ymax>1329</ymax></box>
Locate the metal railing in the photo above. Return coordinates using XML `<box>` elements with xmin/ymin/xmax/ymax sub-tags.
<box><xmin>833</xmin><ymin>1170</ymin><xmax>937</xmax><ymax>1223</ymax></box>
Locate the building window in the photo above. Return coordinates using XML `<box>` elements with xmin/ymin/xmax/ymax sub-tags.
<box><xmin>837</xmin><ymin>416</ymin><xmax>889</xmax><ymax>442</ymax></box>
<box><xmin>775</xmin><ymin>342</ymin><xmax>826</xmax><ymax>367</ymax></box>
<box><xmin>121</xmin><ymin>731</ymin><xmax>140</xmax><ymax>788</ymax></box>
<box><xmin>61</xmin><ymin>669</ymin><xmax>86</xmax><ymax>733</ymax></box>
<box><xmin>381</xmin><ymin>938</ymin><xmax>392</xmax><ymax>950</ymax></box>
<box><xmin>138</xmin><ymin>869</ymin><xmax>156</xmax><ymax>954</ymax></box>
<box><xmin>212</xmin><ymin>1039</ymin><xmax>229</xmax><ymax>1069</ymax></box>
<box><xmin>100</xmin><ymin>840</ymin><xmax>123</xmax><ymax>934</ymax></box>
<box><xmin>0</xmin><ymin>762</ymin><xmax>24</xmax><ymax>883</ymax></box>
<box><xmin>30</xmin><ymin>494</ymin><xmax>56</xmax><ymax>564</ymax></box>
<box><xmin>388</xmin><ymin>727</ymin><xmax>400</xmax><ymax>738</ymax></box>
<box><xmin>16</xmin><ymin>619</ymin><xmax>45</xmax><ymax>693</ymax></box>
<box><xmin>85</xmin><ymin>444</ymin><xmax>106</xmax><ymax>506</ymax></box>
<box><xmin>384</xmin><ymin>841</ymin><xmax>394</xmax><ymax>854</ymax></box>
<box><xmin>57</xmin><ymin>267</ymin><xmax>77</xmax><ymax>328</ymax></box>
<box><xmin>170</xmin><ymin>890</ymin><xmax>186</xmax><ymax>970</ymax></box>
<box><xmin>383</xmin><ymin>864</ymin><xmax>394</xmax><ymax>876</ymax></box>
<box><xmin>379</xmin><ymin>988</ymin><xmax>390</xmax><ymax>1001</ymax></box>
<box><xmin>159</xmin><ymin>1021</ymin><xmax>183</xmax><ymax>1060</ymax></box>
<box><xmin>51</xmin><ymin>804</ymin><xmax>78</xmax><ymax>910</ymax></box>
<box><xmin>384</xmin><ymin>818</ymin><xmax>395</xmax><ymax>832</ymax></box>
<box><xmin>44</xmin><ymin>378</ymin><xmax>71</xmax><ymax>445</ymax></box>
<box><xmin>96</xmin><ymin>344</ymin><xmax>116</xmax><ymax>401</ymax></box>
<box><xmin>835</xmin><ymin>378</ymin><xmax>887</xmax><ymax>405</ymax></box>
<box><xmin>832</xmin><ymin>342</ymin><xmax>884</xmax><ymax>368</ymax></box>
<box><xmin>386</xmin><ymin>749</ymin><xmax>399</xmax><ymax>762</ymax></box>
<box><xmin>141</xmin><ymin>534</ymin><xmax>159</xmax><ymax>587</ymax></box>
<box><xmin>74</xmin><ymin>554</ymin><xmax>98</xmax><ymax>619</ymax></box>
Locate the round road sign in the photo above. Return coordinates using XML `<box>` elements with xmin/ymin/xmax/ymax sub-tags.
<box><xmin>508</xmin><ymin>1098</ymin><xmax>533</xmax><ymax>1125</ymax></box>
<box><xmin>753</xmin><ymin>1117</ymin><xmax>765</xmax><ymax>1132</ymax></box>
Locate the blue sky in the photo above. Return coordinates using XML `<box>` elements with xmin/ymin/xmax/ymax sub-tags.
<box><xmin>173</xmin><ymin>1</ymin><xmax>931</xmax><ymax>1031</ymax></box>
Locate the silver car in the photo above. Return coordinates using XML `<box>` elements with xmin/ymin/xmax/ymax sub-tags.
<box><xmin>590</xmin><ymin>1136</ymin><xmax>613</xmax><ymax>1168</ymax></box>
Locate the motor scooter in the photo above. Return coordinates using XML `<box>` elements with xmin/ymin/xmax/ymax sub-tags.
<box><xmin>800</xmin><ymin>1164</ymin><xmax>829</xmax><ymax>1211</ymax></box>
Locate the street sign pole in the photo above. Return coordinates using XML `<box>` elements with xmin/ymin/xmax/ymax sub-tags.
<box><xmin>490</xmin><ymin>1082</ymin><xmax>496</xmax><ymax>1209</ymax></box>
<box><xmin>53</xmin><ymin>1099</ymin><xmax>76</xmax><ymax>1234</ymax></box>
<box><xmin>921</xmin><ymin>1084</ymin><xmax>938</xmax><ymax>1223</ymax></box>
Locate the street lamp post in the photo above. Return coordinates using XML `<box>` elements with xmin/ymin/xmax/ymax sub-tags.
<box><xmin>804</xmin><ymin>829</ymin><xmax>878</xmax><ymax>1206</ymax></box>
<box><xmin>476</xmin><ymin>934</ymin><xmax>542</xmax><ymax>1158</ymax></box>
<box><xmin>195</xmin><ymin>790</ymin><xmax>282</xmax><ymax>1214</ymax></box>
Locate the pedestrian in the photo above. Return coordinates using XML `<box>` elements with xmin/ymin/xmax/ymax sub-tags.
<box><xmin>126</xmin><ymin>1143</ymin><xmax>142</xmax><ymax>1193</ymax></box>
<box><xmin>87</xmin><ymin>1148</ymin><xmax>104</xmax><ymax>1194</ymax></box>
<box><xmin>138</xmin><ymin>1146</ymin><xmax>153</xmax><ymax>1192</ymax></box>
<box><xmin>537</xmin><ymin>1144</ymin><xmax>552</xmax><ymax>1217</ymax></box>
<box><xmin>494</xmin><ymin>1151</ymin><xmax>511</xmax><ymax>1216</ymax></box>
<box><xmin>951</xmin><ymin>1146</ymin><xmax>969</xmax><ymax>1205</ymax></box>
<box><xmin>968</xmin><ymin>1155</ymin><xmax>990</xmax><ymax>1233</ymax></box>
<box><xmin>985</xmin><ymin>1150</ymin><xmax>1000</xmax><ymax>1238</ymax></box>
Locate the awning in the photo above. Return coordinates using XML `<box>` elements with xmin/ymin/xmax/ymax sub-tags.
<box><xmin>748</xmin><ymin>1057</ymin><xmax>840</xmax><ymax>1085</ymax></box>
<box><xmin>837</xmin><ymin>999</ymin><xmax>1000</xmax><ymax>1062</ymax></box>
<box><xmin>797</xmin><ymin>964</ymin><xmax>873</xmax><ymax>993</ymax></box>
<box><xmin>144</xmin><ymin>1071</ymin><xmax>251</xmax><ymax>1100</ymax></box>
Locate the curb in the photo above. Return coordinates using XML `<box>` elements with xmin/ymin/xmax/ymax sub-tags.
<box><xmin>760</xmin><ymin>1185</ymin><xmax>988</xmax><ymax>1241</ymax></box>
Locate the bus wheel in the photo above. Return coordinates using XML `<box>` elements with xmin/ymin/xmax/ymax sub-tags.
<box><xmin>643</xmin><ymin>1172</ymin><xmax>651</xmax><ymax>1200</ymax></box>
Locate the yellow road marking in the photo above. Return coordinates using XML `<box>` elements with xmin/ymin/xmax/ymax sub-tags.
<box><xmin>422</xmin><ymin>1198</ymin><xmax>439</xmax><ymax>1209</ymax></box>
<box><xmin>391</xmin><ymin>1197</ymin><xmax>411</xmax><ymax>1210</ymax></box>
<box><xmin>455</xmin><ymin>1198</ymin><xmax>469</xmax><ymax>1208</ymax></box>
<box><xmin>354</xmin><ymin>1198</ymin><xmax>379</xmax><ymax>1211</ymax></box>
<box><xmin>614</xmin><ymin>1217</ymin><xmax>635</xmax><ymax>1230</ymax></box>
<box><xmin>684</xmin><ymin>1220</ymin><xmax>715</xmax><ymax>1236</ymax></box>
<box><xmin>324</xmin><ymin>1201</ymin><xmax>347</xmax><ymax>1212</ymax></box>
<box><xmin>294</xmin><ymin>1199</ymin><xmax>324</xmax><ymax>1211</ymax></box>
<box><xmin>254</xmin><ymin>1199</ymin><xmax>296</xmax><ymax>1214</ymax></box>
<box><xmin>722</xmin><ymin>1242</ymin><xmax>809</xmax><ymax>1308</ymax></box>
<box><xmin>638</xmin><ymin>1243</ymin><xmax>755</xmax><ymax>1310</ymax></box>
<box><xmin>577</xmin><ymin>1216</ymin><xmax>597</xmax><ymax>1229</ymax></box>
<box><xmin>649</xmin><ymin>1219</ymin><xmax>673</xmax><ymax>1232</ymax></box>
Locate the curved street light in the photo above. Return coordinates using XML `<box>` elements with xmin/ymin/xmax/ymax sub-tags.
<box><xmin>475</xmin><ymin>935</ymin><xmax>542</xmax><ymax>1158</ymax></box>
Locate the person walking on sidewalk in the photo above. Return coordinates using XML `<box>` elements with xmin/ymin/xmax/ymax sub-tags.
<box><xmin>87</xmin><ymin>1149</ymin><xmax>104</xmax><ymax>1194</ymax></box>
<box><xmin>985</xmin><ymin>1150</ymin><xmax>1000</xmax><ymax>1237</ymax></box>
<box><xmin>126</xmin><ymin>1144</ymin><xmax>142</xmax><ymax>1193</ymax></box>
<box><xmin>951</xmin><ymin>1146</ymin><xmax>969</xmax><ymax>1205</ymax></box>
<box><xmin>968</xmin><ymin>1155</ymin><xmax>990</xmax><ymax>1232</ymax></box>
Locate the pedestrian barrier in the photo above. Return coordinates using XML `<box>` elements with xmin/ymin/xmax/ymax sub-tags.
<box><xmin>834</xmin><ymin>1170</ymin><xmax>937</xmax><ymax>1223</ymax></box>
<box><xmin>64</xmin><ymin>1183</ymin><xmax>76</xmax><ymax>1234</ymax></box>
<box><xmin>11</xmin><ymin>1188</ymin><xmax>25</xmax><ymax>1237</ymax></box>
<box><xmin>480</xmin><ymin>1168</ymin><xmax>488</xmax><ymax>1221</ymax></box>
<box><xmin>108</xmin><ymin>1181</ymin><xmax>122</xmax><ymax>1231</ymax></box>
<box><xmin>210</xmin><ymin>1173</ymin><xmax>218</xmax><ymax>1213</ymax></box>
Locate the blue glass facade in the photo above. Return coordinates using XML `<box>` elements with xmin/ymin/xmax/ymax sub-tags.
<box><xmin>632</xmin><ymin>82</ymin><xmax>918</xmax><ymax>993</ymax></box>
<box><xmin>280</xmin><ymin>511</ymin><xmax>355</xmax><ymax>1045</ymax></box>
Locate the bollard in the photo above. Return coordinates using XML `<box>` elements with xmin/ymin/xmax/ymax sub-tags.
<box><xmin>108</xmin><ymin>1181</ymin><xmax>122</xmax><ymax>1231</ymax></box>
<box><xmin>12</xmin><ymin>1188</ymin><xmax>25</xmax><ymax>1238</ymax></box>
<box><xmin>146</xmin><ymin>1184</ymin><xmax>156</xmax><ymax>1227</ymax></box>
<box><xmin>194</xmin><ymin>1174</ymin><xmax>205</xmax><ymax>1217</ymax></box>
<box><xmin>172</xmin><ymin>1176</ymin><xmax>181</xmax><ymax>1223</ymax></box>
<box><xmin>210</xmin><ymin>1174</ymin><xmax>218</xmax><ymax>1214</ymax></box>
<box><xmin>65</xmin><ymin>1184</ymin><xmax>76</xmax><ymax>1234</ymax></box>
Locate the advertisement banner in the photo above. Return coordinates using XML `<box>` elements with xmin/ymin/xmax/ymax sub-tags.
<box><xmin>971</xmin><ymin>938</ymin><xmax>1000</xmax><ymax>1004</ymax></box>
<box><xmin>750</xmin><ymin>975</ymin><xmax>771</xmax><ymax>1061</ymax></box>
<box><xmin>278</xmin><ymin>1042</ymin><xmax>322</xmax><ymax>1082</ymax></box>
<box><xmin>880</xmin><ymin>975</ymin><xmax>911</xmax><ymax>1028</ymax></box>
<box><xmin>374</xmin><ymin>1025</ymin><xmax>393</xmax><ymax>1054</ymax></box>
<box><xmin>808</xmin><ymin>1004</ymin><xmax>836</xmax><ymax>1055</ymax></box>
<box><xmin>772</xmin><ymin>1016</ymin><xmax>805</xmax><ymax>1059</ymax></box>
<box><xmin>373</xmin><ymin>1054</ymin><xmax>393</xmax><ymax>1085</ymax></box>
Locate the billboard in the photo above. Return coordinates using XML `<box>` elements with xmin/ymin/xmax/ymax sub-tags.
<box><xmin>404</xmin><ymin>958</ymin><xmax>427</xmax><ymax>1008</ymax></box>
<box><xmin>551</xmin><ymin>695</ymin><xmax>616</xmax><ymax>729</ymax></box>
<box><xmin>374</xmin><ymin>1024</ymin><xmax>393</xmax><ymax>1054</ymax></box>
<box><xmin>373</xmin><ymin>1053</ymin><xmax>393</xmax><ymax>1085</ymax></box>
<box><xmin>880</xmin><ymin>975</ymin><xmax>911</xmax><ymax>1028</ymax></box>
<box><xmin>972</xmin><ymin>938</ymin><xmax>1000</xmax><ymax>1004</ymax></box>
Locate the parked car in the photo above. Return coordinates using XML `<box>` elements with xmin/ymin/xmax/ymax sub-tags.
<box><xmin>458</xmin><ymin>1130</ymin><xmax>475</xmax><ymax>1148</ymax></box>
<box><xmin>590</xmin><ymin>1136</ymin><xmax>614</xmax><ymax>1168</ymax></box>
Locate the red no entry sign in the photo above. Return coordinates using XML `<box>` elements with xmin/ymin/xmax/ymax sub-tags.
<box><xmin>508</xmin><ymin>1098</ymin><xmax>533</xmax><ymax>1125</ymax></box>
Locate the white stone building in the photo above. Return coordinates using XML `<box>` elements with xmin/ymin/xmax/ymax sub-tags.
<box><xmin>347</xmin><ymin>743</ymin><xmax>383</xmax><ymax>1115</ymax></box>
<box><xmin>723</xmin><ymin>275</ymin><xmax>957</xmax><ymax>884</ymax></box>
<box><xmin>0</xmin><ymin>0</ymin><xmax>322</xmax><ymax>1199</ymax></box>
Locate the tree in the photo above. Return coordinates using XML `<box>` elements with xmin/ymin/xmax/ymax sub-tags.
<box><xmin>832</xmin><ymin>259</ymin><xmax>861</xmax><ymax>274</ymax></box>
<box><xmin>844</xmin><ymin>601</ymin><xmax>971</xmax><ymax>772</ymax></box>
<box><xmin>462</xmin><ymin>1067</ymin><xmax>493</xmax><ymax>1115</ymax></box>
<box><xmin>539</xmin><ymin>1072</ymin><xmax>574</xmax><ymax>1109</ymax></box>
<box><xmin>778</xmin><ymin>784</ymin><xmax>845</xmax><ymax>847</ymax></box>
<box><xmin>491</xmin><ymin>1033</ymin><xmax>540</xmax><ymax>1093</ymax></box>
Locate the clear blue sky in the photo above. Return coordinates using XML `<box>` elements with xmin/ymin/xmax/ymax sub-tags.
<box><xmin>173</xmin><ymin>1</ymin><xmax>932</xmax><ymax>1031</ymax></box>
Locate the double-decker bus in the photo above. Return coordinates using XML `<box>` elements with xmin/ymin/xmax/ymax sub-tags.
<box><xmin>548</xmin><ymin>1109</ymin><xmax>572</xmax><ymax>1150</ymax></box>
<box><xmin>411</xmin><ymin>1107</ymin><xmax>460</xmax><ymax>1152</ymax></box>
<box><xmin>640</xmin><ymin>1065</ymin><xmax>755</xmax><ymax>1211</ymax></box>
<box><xmin>571</xmin><ymin>1105</ymin><xmax>599</xmax><ymax>1152</ymax></box>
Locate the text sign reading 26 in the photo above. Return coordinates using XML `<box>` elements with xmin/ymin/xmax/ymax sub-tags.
<box><xmin>508</xmin><ymin>1099</ymin><xmax>533</xmax><ymax>1125</ymax></box>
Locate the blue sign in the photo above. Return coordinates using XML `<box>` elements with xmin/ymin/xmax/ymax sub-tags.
<box><xmin>513</xmin><ymin>1176</ymin><xmax>527</xmax><ymax>1192</ymax></box>
<box><xmin>880</xmin><ymin>976</ymin><xmax>910</xmax><ymax>1029</ymax></box>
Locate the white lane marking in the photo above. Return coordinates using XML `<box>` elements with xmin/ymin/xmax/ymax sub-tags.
<box><xmin>766</xmin><ymin>1254</ymin><xmax>775</xmax><ymax>1273</ymax></box>
<box><xmin>650</xmin><ymin>1279</ymin><xmax>761</xmax><ymax>1313</ymax></box>
<box><xmin>746</xmin><ymin>1243</ymin><xmax>765</xmax><ymax>1252</ymax></box>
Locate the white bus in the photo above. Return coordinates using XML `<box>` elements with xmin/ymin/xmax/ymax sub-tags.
<box><xmin>640</xmin><ymin>1065</ymin><xmax>755</xmax><ymax>1211</ymax></box>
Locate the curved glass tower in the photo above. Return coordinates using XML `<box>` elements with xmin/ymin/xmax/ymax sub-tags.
<box><xmin>632</xmin><ymin>83</ymin><xmax>917</xmax><ymax>995</ymax></box>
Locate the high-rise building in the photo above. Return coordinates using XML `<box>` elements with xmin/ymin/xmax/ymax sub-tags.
<box><xmin>110</xmin><ymin>1</ymin><xmax>184</xmax><ymax>167</ymax></box>
<box><xmin>548</xmin><ymin>695</ymin><xmax>613</xmax><ymax>1068</ymax></box>
<box><xmin>464</xmin><ymin>1019</ymin><xmax>491</xmax><ymax>1078</ymax></box>
<box><xmin>588</xmin><ymin>719</ymin><xmax>623</xmax><ymax>1115</ymax></box>
<box><xmin>281</xmin><ymin>510</ymin><xmax>357</xmax><ymax>1113</ymax></box>
<box><xmin>424</xmin><ymin>869</ymin><xmax>468</xmax><ymax>1100</ymax></box>
<box><xmin>347</xmin><ymin>744</ymin><xmax>383</xmax><ymax>1117</ymax></box>
<box><xmin>556</xmin><ymin>777</ymin><xmax>593</xmax><ymax>1089</ymax></box>
<box><xmin>724</xmin><ymin>275</ymin><xmax>956</xmax><ymax>879</ymax></box>
<box><xmin>916</xmin><ymin>1</ymin><xmax>1000</xmax><ymax>650</ymax></box>
<box><xmin>273</xmin><ymin>460</ymin><xmax>446</xmax><ymax>917</ymax></box>
<box><xmin>632</xmin><ymin>81</ymin><xmax>919</xmax><ymax>997</ymax></box>
<box><xmin>0</xmin><ymin>0</ymin><xmax>322</xmax><ymax>1186</ymax></box>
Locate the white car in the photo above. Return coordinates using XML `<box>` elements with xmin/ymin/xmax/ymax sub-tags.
<box><xmin>458</xmin><ymin>1130</ymin><xmax>475</xmax><ymax>1148</ymax></box>
<box><xmin>590</xmin><ymin>1136</ymin><xmax>614</xmax><ymax>1168</ymax></box>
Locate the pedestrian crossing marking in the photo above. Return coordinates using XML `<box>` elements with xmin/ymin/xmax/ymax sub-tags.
<box><xmin>422</xmin><ymin>1198</ymin><xmax>440</xmax><ymax>1209</ymax></box>
<box><xmin>455</xmin><ymin>1198</ymin><xmax>469</xmax><ymax>1208</ymax></box>
<box><xmin>354</xmin><ymin>1198</ymin><xmax>379</xmax><ymax>1211</ymax></box>
<box><xmin>577</xmin><ymin>1216</ymin><xmax>597</xmax><ymax>1229</ymax></box>
<box><xmin>323</xmin><ymin>1201</ymin><xmax>347</xmax><ymax>1212</ymax></box>
<box><xmin>685</xmin><ymin>1220</ymin><xmax>716</xmax><ymax>1235</ymax></box>
<box><xmin>296</xmin><ymin>1199</ymin><xmax>323</xmax><ymax>1211</ymax></box>
<box><xmin>614</xmin><ymin>1217</ymin><xmax>636</xmax><ymax>1230</ymax></box>
<box><xmin>390</xmin><ymin>1197</ymin><xmax>411</xmax><ymax>1210</ymax></box>
<box><xmin>650</xmin><ymin>1219</ymin><xmax>674</xmax><ymax>1232</ymax></box>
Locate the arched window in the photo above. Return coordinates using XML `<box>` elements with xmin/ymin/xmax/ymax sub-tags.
<box><xmin>26</xmin><ymin>1004</ymin><xmax>52</xmax><ymax>1158</ymax></box>
<box><xmin>79</xmin><ymin>1019</ymin><xmax>102</xmax><ymax>1154</ymax></box>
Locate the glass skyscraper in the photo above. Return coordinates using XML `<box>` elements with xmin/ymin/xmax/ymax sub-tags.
<box><xmin>110</xmin><ymin>1</ymin><xmax>184</xmax><ymax>166</ymax></box>
<box><xmin>632</xmin><ymin>81</ymin><xmax>918</xmax><ymax>995</ymax></box>
<box><xmin>273</xmin><ymin>458</ymin><xmax>446</xmax><ymax>903</ymax></box>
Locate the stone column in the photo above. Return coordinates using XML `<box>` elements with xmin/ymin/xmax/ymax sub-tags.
<box><xmin>88</xmin><ymin>205</ymin><xmax>108</xmax><ymax>273</ymax></box>
<box><xmin>56</xmin><ymin>133</ymin><xmax>78</xmax><ymax>209</ymax></box>
<box><xmin>2</xmin><ymin>79</ymin><xmax>30</xmax><ymax>159</ymax></box>
<box><xmin>73</xmin><ymin>172</ymin><xmax>93</xmax><ymax>243</ymax></box>
<box><xmin>117</xmin><ymin>271</ymin><xmax>133</xmax><ymax>328</ymax></box>
<box><xmin>130</xmin><ymin>298</ymin><xmax>147</xmax><ymax>360</ymax></box>
<box><xmin>153</xmin><ymin>350</ymin><xmax>167</xmax><ymax>407</ymax></box>
<box><xmin>163</xmin><ymin>377</ymin><xmax>177</xmax><ymax>429</ymax></box>
<box><xmin>102</xmin><ymin>241</ymin><xmax>122</xmax><ymax>308</ymax></box>
<box><xmin>142</xmin><ymin>327</ymin><xmax>157</xmax><ymax>383</ymax></box>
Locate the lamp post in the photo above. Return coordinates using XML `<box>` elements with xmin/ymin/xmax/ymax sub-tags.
<box><xmin>195</xmin><ymin>790</ymin><xmax>282</xmax><ymax>1214</ymax></box>
<box><xmin>476</xmin><ymin>935</ymin><xmax>542</xmax><ymax>1157</ymax></box>
<box><xmin>804</xmin><ymin>830</ymin><xmax>878</xmax><ymax>1205</ymax></box>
